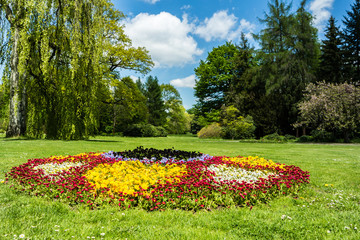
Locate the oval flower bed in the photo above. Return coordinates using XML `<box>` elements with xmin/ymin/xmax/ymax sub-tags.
<box><xmin>6</xmin><ymin>147</ymin><xmax>310</xmax><ymax>211</ymax></box>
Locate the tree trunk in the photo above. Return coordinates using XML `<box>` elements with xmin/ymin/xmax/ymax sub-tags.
<box><xmin>19</xmin><ymin>72</ymin><xmax>27</xmax><ymax>135</ymax></box>
<box><xmin>6</xmin><ymin>26</ymin><xmax>21</xmax><ymax>137</ymax></box>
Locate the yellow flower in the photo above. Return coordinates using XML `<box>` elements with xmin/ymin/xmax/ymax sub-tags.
<box><xmin>83</xmin><ymin>161</ymin><xmax>186</xmax><ymax>196</ymax></box>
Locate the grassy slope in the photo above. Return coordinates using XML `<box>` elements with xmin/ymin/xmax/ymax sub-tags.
<box><xmin>0</xmin><ymin>134</ymin><xmax>359</xmax><ymax>239</ymax></box>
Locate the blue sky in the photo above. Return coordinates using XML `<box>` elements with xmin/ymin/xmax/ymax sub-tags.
<box><xmin>114</xmin><ymin>0</ymin><xmax>354</xmax><ymax>109</ymax></box>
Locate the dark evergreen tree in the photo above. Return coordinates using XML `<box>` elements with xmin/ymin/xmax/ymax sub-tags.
<box><xmin>254</xmin><ymin>0</ymin><xmax>319</xmax><ymax>135</ymax></box>
<box><xmin>136</xmin><ymin>78</ymin><xmax>146</xmax><ymax>95</ymax></box>
<box><xmin>254</xmin><ymin>0</ymin><xmax>295</xmax><ymax>134</ymax></box>
<box><xmin>228</xmin><ymin>33</ymin><xmax>254</xmax><ymax>106</ymax></box>
<box><xmin>144</xmin><ymin>76</ymin><xmax>166</xmax><ymax>126</ymax></box>
<box><xmin>342</xmin><ymin>0</ymin><xmax>360</xmax><ymax>82</ymax></box>
<box><xmin>318</xmin><ymin>16</ymin><xmax>344</xmax><ymax>83</ymax></box>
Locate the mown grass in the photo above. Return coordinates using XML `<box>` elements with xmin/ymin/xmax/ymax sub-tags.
<box><xmin>1</xmin><ymin>134</ymin><xmax>359</xmax><ymax>239</ymax></box>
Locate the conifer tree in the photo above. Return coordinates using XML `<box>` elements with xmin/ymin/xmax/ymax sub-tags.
<box><xmin>342</xmin><ymin>0</ymin><xmax>360</xmax><ymax>82</ymax></box>
<box><xmin>318</xmin><ymin>16</ymin><xmax>344</xmax><ymax>83</ymax></box>
<box><xmin>144</xmin><ymin>76</ymin><xmax>166</xmax><ymax>126</ymax></box>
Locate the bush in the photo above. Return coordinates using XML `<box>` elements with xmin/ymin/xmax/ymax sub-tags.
<box><xmin>104</xmin><ymin>125</ymin><xmax>113</xmax><ymax>134</ymax></box>
<box><xmin>310</xmin><ymin>130</ymin><xmax>335</xmax><ymax>142</ymax></box>
<box><xmin>284</xmin><ymin>134</ymin><xmax>296</xmax><ymax>140</ymax></box>
<box><xmin>123</xmin><ymin>124</ymin><xmax>168</xmax><ymax>137</ymax></box>
<box><xmin>222</xmin><ymin>115</ymin><xmax>256</xmax><ymax>140</ymax></box>
<box><xmin>197</xmin><ymin>123</ymin><xmax>222</xmax><ymax>139</ymax></box>
<box><xmin>261</xmin><ymin>133</ymin><xmax>286</xmax><ymax>142</ymax></box>
<box><xmin>297</xmin><ymin>135</ymin><xmax>313</xmax><ymax>143</ymax></box>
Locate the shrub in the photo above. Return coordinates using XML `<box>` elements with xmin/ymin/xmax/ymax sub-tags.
<box><xmin>310</xmin><ymin>130</ymin><xmax>335</xmax><ymax>142</ymax></box>
<box><xmin>197</xmin><ymin>123</ymin><xmax>222</xmax><ymax>138</ymax></box>
<box><xmin>222</xmin><ymin>115</ymin><xmax>256</xmax><ymax>140</ymax></box>
<box><xmin>104</xmin><ymin>125</ymin><xmax>113</xmax><ymax>134</ymax></box>
<box><xmin>284</xmin><ymin>134</ymin><xmax>296</xmax><ymax>140</ymax></box>
<box><xmin>262</xmin><ymin>133</ymin><xmax>287</xmax><ymax>142</ymax></box>
<box><xmin>123</xmin><ymin>124</ymin><xmax>168</xmax><ymax>137</ymax></box>
<box><xmin>297</xmin><ymin>135</ymin><xmax>313</xmax><ymax>142</ymax></box>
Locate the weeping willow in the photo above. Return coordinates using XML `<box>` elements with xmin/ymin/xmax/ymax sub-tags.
<box><xmin>1</xmin><ymin>0</ymin><xmax>152</xmax><ymax>139</ymax></box>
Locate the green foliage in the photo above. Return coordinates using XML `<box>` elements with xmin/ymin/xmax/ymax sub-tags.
<box><xmin>112</xmin><ymin>77</ymin><xmax>148</xmax><ymax>132</ymax></box>
<box><xmin>123</xmin><ymin>124</ymin><xmax>167</xmax><ymax>137</ymax></box>
<box><xmin>297</xmin><ymin>82</ymin><xmax>360</xmax><ymax>142</ymax></box>
<box><xmin>161</xmin><ymin>84</ymin><xmax>190</xmax><ymax>134</ymax></box>
<box><xmin>197</xmin><ymin>123</ymin><xmax>222</xmax><ymax>139</ymax></box>
<box><xmin>310</xmin><ymin>130</ymin><xmax>336</xmax><ymax>143</ymax></box>
<box><xmin>342</xmin><ymin>0</ymin><xmax>360</xmax><ymax>82</ymax></box>
<box><xmin>144</xmin><ymin>76</ymin><xmax>166</xmax><ymax>127</ymax></box>
<box><xmin>221</xmin><ymin>106</ymin><xmax>255</xmax><ymax>140</ymax></box>
<box><xmin>296</xmin><ymin>135</ymin><xmax>313</xmax><ymax>142</ymax></box>
<box><xmin>0</xmin><ymin>0</ymin><xmax>153</xmax><ymax>140</ymax></box>
<box><xmin>318</xmin><ymin>16</ymin><xmax>344</xmax><ymax>83</ymax></box>
<box><xmin>253</xmin><ymin>0</ymin><xmax>319</xmax><ymax>134</ymax></box>
<box><xmin>194</xmin><ymin>42</ymin><xmax>240</xmax><ymax>113</ymax></box>
<box><xmin>0</xmin><ymin>77</ymin><xmax>9</xmax><ymax>132</ymax></box>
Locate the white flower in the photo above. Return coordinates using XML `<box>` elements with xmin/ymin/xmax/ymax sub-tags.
<box><xmin>19</xmin><ymin>234</ymin><xmax>25</xmax><ymax>238</ymax></box>
<box><xmin>345</xmin><ymin>226</ymin><xmax>350</xmax><ymax>230</ymax></box>
<box><xmin>207</xmin><ymin>164</ymin><xmax>276</xmax><ymax>184</ymax></box>
<box><xmin>101</xmin><ymin>233</ymin><xmax>105</xmax><ymax>236</ymax></box>
<box><xmin>122</xmin><ymin>213</ymin><xmax>125</xmax><ymax>216</ymax></box>
<box><xmin>281</xmin><ymin>215</ymin><xmax>286</xmax><ymax>220</ymax></box>
<box><xmin>327</xmin><ymin>230</ymin><xmax>331</xmax><ymax>233</ymax></box>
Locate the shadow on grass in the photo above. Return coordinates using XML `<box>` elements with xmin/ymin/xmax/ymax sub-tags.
<box><xmin>85</xmin><ymin>139</ymin><xmax>121</xmax><ymax>143</ymax></box>
<box><xmin>0</xmin><ymin>136</ymin><xmax>121</xmax><ymax>143</ymax></box>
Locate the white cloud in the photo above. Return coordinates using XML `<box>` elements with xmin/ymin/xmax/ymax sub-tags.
<box><xmin>124</xmin><ymin>12</ymin><xmax>203</xmax><ymax>68</ymax></box>
<box><xmin>181</xmin><ymin>5</ymin><xmax>191</xmax><ymax>10</ymax></box>
<box><xmin>129</xmin><ymin>75</ymin><xmax>140</xmax><ymax>82</ymax></box>
<box><xmin>228</xmin><ymin>19</ymin><xmax>256</xmax><ymax>42</ymax></box>
<box><xmin>170</xmin><ymin>75</ymin><xmax>196</xmax><ymax>88</ymax></box>
<box><xmin>143</xmin><ymin>0</ymin><xmax>160</xmax><ymax>4</ymax></box>
<box><xmin>195</xmin><ymin>10</ymin><xmax>238</xmax><ymax>42</ymax></box>
<box><xmin>194</xmin><ymin>11</ymin><xmax>256</xmax><ymax>42</ymax></box>
<box><xmin>310</xmin><ymin>0</ymin><xmax>334</xmax><ymax>31</ymax></box>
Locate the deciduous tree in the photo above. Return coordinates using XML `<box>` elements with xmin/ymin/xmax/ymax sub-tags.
<box><xmin>297</xmin><ymin>82</ymin><xmax>360</xmax><ymax>142</ymax></box>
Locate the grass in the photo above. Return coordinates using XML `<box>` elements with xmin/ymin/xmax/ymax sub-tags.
<box><xmin>1</xmin><ymin>133</ymin><xmax>359</xmax><ymax>239</ymax></box>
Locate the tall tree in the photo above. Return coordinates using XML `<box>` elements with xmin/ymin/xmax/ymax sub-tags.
<box><xmin>254</xmin><ymin>0</ymin><xmax>319</xmax><ymax>134</ymax></box>
<box><xmin>1</xmin><ymin>0</ymin><xmax>153</xmax><ymax>139</ymax></box>
<box><xmin>194</xmin><ymin>42</ymin><xmax>240</xmax><ymax>115</ymax></box>
<box><xmin>254</xmin><ymin>0</ymin><xmax>294</xmax><ymax>134</ymax></box>
<box><xmin>298</xmin><ymin>82</ymin><xmax>360</xmax><ymax>142</ymax></box>
<box><xmin>342</xmin><ymin>0</ymin><xmax>360</xmax><ymax>82</ymax></box>
<box><xmin>0</xmin><ymin>0</ymin><xmax>31</xmax><ymax>137</ymax></box>
<box><xmin>161</xmin><ymin>84</ymin><xmax>190</xmax><ymax>134</ymax></box>
<box><xmin>144</xmin><ymin>76</ymin><xmax>166</xmax><ymax>126</ymax></box>
<box><xmin>318</xmin><ymin>16</ymin><xmax>344</xmax><ymax>83</ymax></box>
<box><xmin>112</xmin><ymin>77</ymin><xmax>148</xmax><ymax>133</ymax></box>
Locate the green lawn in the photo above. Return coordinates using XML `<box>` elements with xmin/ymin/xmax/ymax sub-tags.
<box><xmin>1</xmin><ymin>134</ymin><xmax>359</xmax><ymax>239</ymax></box>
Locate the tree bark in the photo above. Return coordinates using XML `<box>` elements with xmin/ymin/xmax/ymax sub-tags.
<box><xmin>19</xmin><ymin>72</ymin><xmax>27</xmax><ymax>135</ymax></box>
<box><xmin>6</xmin><ymin>26</ymin><xmax>21</xmax><ymax>137</ymax></box>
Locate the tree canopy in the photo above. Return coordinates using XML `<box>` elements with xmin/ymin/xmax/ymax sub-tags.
<box><xmin>0</xmin><ymin>0</ymin><xmax>153</xmax><ymax>139</ymax></box>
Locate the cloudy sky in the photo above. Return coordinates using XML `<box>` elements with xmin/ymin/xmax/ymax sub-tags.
<box><xmin>114</xmin><ymin>0</ymin><xmax>354</xmax><ymax>109</ymax></box>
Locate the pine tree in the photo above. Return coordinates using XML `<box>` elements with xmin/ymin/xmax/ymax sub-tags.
<box><xmin>254</xmin><ymin>0</ymin><xmax>319</xmax><ymax>134</ymax></box>
<box><xmin>318</xmin><ymin>16</ymin><xmax>344</xmax><ymax>83</ymax></box>
<box><xmin>342</xmin><ymin>0</ymin><xmax>360</xmax><ymax>82</ymax></box>
<box><xmin>144</xmin><ymin>76</ymin><xmax>166</xmax><ymax>126</ymax></box>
